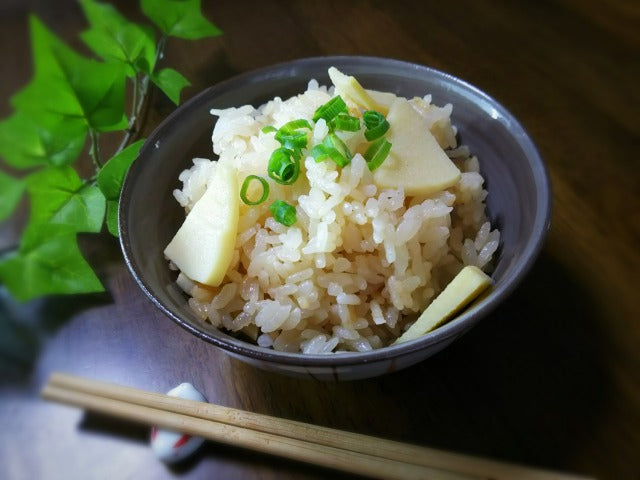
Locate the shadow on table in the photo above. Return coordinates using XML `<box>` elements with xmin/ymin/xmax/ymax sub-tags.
<box><xmin>0</xmin><ymin>233</ymin><xmax>122</xmax><ymax>385</ymax></box>
<box><xmin>48</xmin><ymin>250</ymin><xmax>607</xmax><ymax>479</ymax></box>
<box><xmin>0</xmin><ymin>289</ymin><xmax>112</xmax><ymax>385</ymax></box>
<box><xmin>228</xmin><ymin>250</ymin><xmax>609</xmax><ymax>474</ymax></box>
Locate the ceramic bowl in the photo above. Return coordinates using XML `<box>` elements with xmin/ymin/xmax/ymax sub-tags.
<box><xmin>119</xmin><ymin>56</ymin><xmax>551</xmax><ymax>380</ymax></box>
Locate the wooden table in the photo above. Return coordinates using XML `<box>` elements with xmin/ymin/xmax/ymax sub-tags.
<box><xmin>1</xmin><ymin>1</ymin><xmax>638</xmax><ymax>479</ymax></box>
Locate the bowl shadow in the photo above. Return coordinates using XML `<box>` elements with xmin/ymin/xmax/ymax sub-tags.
<box><xmin>225</xmin><ymin>250</ymin><xmax>608</xmax><ymax>473</ymax></box>
<box><xmin>67</xmin><ymin>249</ymin><xmax>606</xmax><ymax>478</ymax></box>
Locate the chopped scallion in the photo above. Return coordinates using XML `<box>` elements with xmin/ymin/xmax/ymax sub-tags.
<box><xmin>313</xmin><ymin>95</ymin><xmax>348</xmax><ymax>122</ymax></box>
<box><xmin>311</xmin><ymin>143</ymin><xmax>348</xmax><ymax>167</ymax></box>
<box><xmin>322</xmin><ymin>133</ymin><xmax>352</xmax><ymax>167</ymax></box>
<box><xmin>275</xmin><ymin>119</ymin><xmax>312</xmax><ymax>151</ymax></box>
<box><xmin>269</xmin><ymin>200</ymin><xmax>297</xmax><ymax>226</ymax></box>
<box><xmin>323</xmin><ymin>133</ymin><xmax>351</xmax><ymax>158</ymax></box>
<box><xmin>240</xmin><ymin>175</ymin><xmax>270</xmax><ymax>205</ymax></box>
<box><xmin>279</xmin><ymin>119</ymin><xmax>313</xmax><ymax>131</ymax></box>
<box><xmin>261</xmin><ymin>126</ymin><xmax>277</xmax><ymax>134</ymax></box>
<box><xmin>267</xmin><ymin>147</ymin><xmax>300</xmax><ymax>185</ymax></box>
<box><xmin>276</xmin><ymin>131</ymin><xmax>308</xmax><ymax>151</ymax></box>
<box><xmin>363</xmin><ymin>110</ymin><xmax>390</xmax><ymax>141</ymax></box>
<box><xmin>363</xmin><ymin>110</ymin><xmax>385</xmax><ymax>128</ymax></box>
<box><xmin>364</xmin><ymin>138</ymin><xmax>392</xmax><ymax>171</ymax></box>
<box><xmin>330</xmin><ymin>113</ymin><xmax>361</xmax><ymax>132</ymax></box>
<box><xmin>311</xmin><ymin>144</ymin><xmax>330</xmax><ymax>163</ymax></box>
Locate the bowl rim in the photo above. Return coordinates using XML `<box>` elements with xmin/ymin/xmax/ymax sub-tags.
<box><xmin>120</xmin><ymin>55</ymin><xmax>552</xmax><ymax>367</ymax></box>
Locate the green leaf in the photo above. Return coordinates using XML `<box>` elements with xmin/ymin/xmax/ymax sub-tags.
<box><xmin>0</xmin><ymin>112</ymin><xmax>87</xmax><ymax>169</ymax></box>
<box><xmin>151</xmin><ymin>68</ymin><xmax>191</xmax><ymax>104</ymax></box>
<box><xmin>133</xmin><ymin>55</ymin><xmax>152</xmax><ymax>74</ymax></box>
<box><xmin>0</xmin><ymin>223</ymin><xmax>104</xmax><ymax>301</ymax></box>
<box><xmin>79</xmin><ymin>0</ymin><xmax>156</xmax><ymax>76</ymax></box>
<box><xmin>26</xmin><ymin>166</ymin><xmax>106</xmax><ymax>233</ymax></box>
<box><xmin>12</xmin><ymin>77</ymin><xmax>84</xmax><ymax>125</ymax></box>
<box><xmin>141</xmin><ymin>0</ymin><xmax>222</xmax><ymax>39</ymax></box>
<box><xmin>11</xmin><ymin>16</ymin><xmax>127</xmax><ymax>132</ymax></box>
<box><xmin>105</xmin><ymin>200</ymin><xmax>119</xmax><ymax>237</ymax></box>
<box><xmin>97</xmin><ymin>140</ymin><xmax>145</xmax><ymax>238</ymax></box>
<box><xmin>0</xmin><ymin>172</ymin><xmax>25</xmax><ymax>222</ymax></box>
<box><xmin>97</xmin><ymin>139</ymin><xmax>145</xmax><ymax>200</ymax></box>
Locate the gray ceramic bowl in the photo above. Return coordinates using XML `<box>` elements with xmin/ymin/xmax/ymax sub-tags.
<box><xmin>119</xmin><ymin>56</ymin><xmax>551</xmax><ymax>381</ymax></box>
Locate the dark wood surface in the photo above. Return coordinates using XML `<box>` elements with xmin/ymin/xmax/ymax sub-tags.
<box><xmin>1</xmin><ymin>1</ymin><xmax>638</xmax><ymax>479</ymax></box>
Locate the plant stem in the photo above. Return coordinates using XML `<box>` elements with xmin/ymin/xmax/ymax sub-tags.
<box><xmin>131</xmin><ymin>72</ymin><xmax>139</xmax><ymax>118</ymax></box>
<box><xmin>117</xmin><ymin>72</ymin><xmax>141</xmax><ymax>153</ymax></box>
<box><xmin>89</xmin><ymin>128</ymin><xmax>102</xmax><ymax>170</ymax></box>
<box><xmin>155</xmin><ymin>35</ymin><xmax>167</xmax><ymax>64</ymax></box>
<box><xmin>116</xmin><ymin>35</ymin><xmax>168</xmax><ymax>155</ymax></box>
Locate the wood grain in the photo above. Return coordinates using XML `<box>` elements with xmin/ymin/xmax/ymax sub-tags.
<box><xmin>43</xmin><ymin>372</ymin><xmax>594</xmax><ymax>480</ymax></box>
<box><xmin>1</xmin><ymin>1</ymin><xmax>638</xmax><ymax>479</ymax></box>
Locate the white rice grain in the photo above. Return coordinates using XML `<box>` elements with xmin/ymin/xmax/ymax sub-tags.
<box><xmin>170</xmin><ymin>79</ymin><xmax>500</xmax><ymax>353</ymax></box>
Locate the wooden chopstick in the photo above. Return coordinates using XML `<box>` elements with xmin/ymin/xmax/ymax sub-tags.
<box><xmin>42</xmin><ymin>372</ymin><xmax>593</xmax><ymax>480</ymax></box>
<box><xmin>42</xmin><ymin>380</ymin><xmax>467</xmax><ymax>480</ymax></box>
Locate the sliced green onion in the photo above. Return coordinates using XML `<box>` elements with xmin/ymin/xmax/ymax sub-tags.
<box><xmin>363</xmin><ymin>110</ymin><xmax>385</xmax><ymax>128</ymax></box>
<box><xmin>311</xmin><ymin>144</ymin><xmax>330</xmax><ymax>163</ymax></box>
<box><xmin>330</xmin><ymin>150</ymin><xmax>350</xmax><ymax>167</ymax></box>
<box><xmin>313</xmin><ymin>143</ymin><xmax>349</xmax><ymax>167</ymax></box>
<box><xmin>275</xmin><ymin>119</ymin><xmax>312</xmax><ymax>151</ymax></box>
<box><xmin>363</xmin><ymin>110</ymin><xmax>390</xmax><ymax>141</ymax></box>
<box><xmin>322</xmin><ymin>133</ymin><xmax>352</xmax><ymax>167</ymax></box>
<box><xmin>289</xmin><ymin>147</ymin><xmax>304</xmax><ymax>162</ymax></box>
<box><xmin>261</xmin><ymin>126</ymin><xmax>277</xmax><ymax>134</ymax></box>
<box><xmin>269</xmin><ymin>200</ymin><xmax>297</xmax><ymax>226</ymax></box>
<box><xmin>330</xmin><ymin>113</ymin><xmax>361</xmax><ymax>132</ymax></box>
<box><xmin>240</xmin><ymin>175</ymin><xmax>270</xmax><ymax>205</ymax></box>
<box><xmin>268</xmin><ymin>147</ymin><xmax>300</xmax><ymax>185</ymax></box>
<box><xmin>313</xmin><ymin>95</ymin><xmax>348</xmax><ymax>122</ymax></box>
<box><xmin>276</xmin><ymin>130</ymin><xmax>308</xmax><ymax>150</ymax></box>
<box><xmin>365</xmin><ymin>122</ymin><xmax>390</xmax><ymax>141</ymax></box>
<box><xmin>364</xmin><ymin>138</ymin><xmax>392</xmax><ymax>171</ymax></box>
<box><xmin>279</xmin><ymin>119</ymin><xmax>312</xmax><ymax>131</ymax></box>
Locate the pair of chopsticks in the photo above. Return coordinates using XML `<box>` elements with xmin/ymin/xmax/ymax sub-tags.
<box><xmin>42</xmin><ymin>373</ymin><xmax>591</xmax><ymax>480</ymax></box>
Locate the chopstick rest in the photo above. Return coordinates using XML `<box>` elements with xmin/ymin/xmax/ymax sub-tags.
<box><xmin>150</xmin><ymin>382</ymin><xmax>207</xmax><ymax>463</ymax></box>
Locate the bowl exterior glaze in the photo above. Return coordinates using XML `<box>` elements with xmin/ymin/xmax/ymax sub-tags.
<box><xmin>120</xmin><ymin>56</ymin><xmax>551</xmax><ymax>380</ymax></box>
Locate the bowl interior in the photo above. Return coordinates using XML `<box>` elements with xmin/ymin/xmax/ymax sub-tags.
<box><xmin>119</xmin><ymin>56</ymin><xmax>550</xmax><ymax>365</ymax></box>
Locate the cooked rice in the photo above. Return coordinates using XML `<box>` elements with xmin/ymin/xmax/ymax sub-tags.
<box><xmin>169</xmin><ymin>79</ymin><xmax>500</xmax><ymax>353</ymax></box>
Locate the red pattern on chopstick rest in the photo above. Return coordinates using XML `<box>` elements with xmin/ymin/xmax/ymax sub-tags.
<box><xmin>151</xmin><ymin>426</ymin><xmax>158</xmax><ymax>440</ymax></box>
<box><xmin>173</xmin><ymin>434</ymin><xmax>191</xmax><ymax>449</ymax></box>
